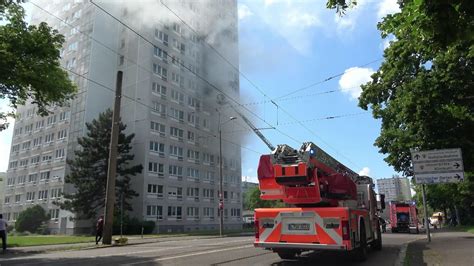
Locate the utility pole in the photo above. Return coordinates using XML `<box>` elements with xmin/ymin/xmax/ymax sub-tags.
<box><xmin>219</xmin><ymin>111</ymin><xmax>224</xmax><ymax>237</ymax></box>
<box><xmin>103</xmin><ymin>71</ymin><xmax>123</xmax><ymax>244</ymax></box>
<box><xmin>421</xmin><ymin>184</ymin><xmax>431</xmax><ymax>242</ymax></box>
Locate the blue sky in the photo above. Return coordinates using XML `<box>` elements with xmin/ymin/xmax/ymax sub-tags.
<box><xmin>234</xmin><ymin>0</ymin><xmax>401</xmax><ymax>183</ymax></box>
<box><xmin>0</xmin><ymin>0</ymin><xmax>402</xmax><ymax>185</ymax></box>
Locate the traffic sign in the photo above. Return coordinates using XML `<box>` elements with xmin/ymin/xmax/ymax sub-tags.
<box><xmin>411</xmin><ymin>148</ymin><xmax>464</xmax><ymax>184</ymax></box>
<box><xmin>414</xmin><ymin>172</ymin><xmax>464</xmax><ymax>184</ymax></box>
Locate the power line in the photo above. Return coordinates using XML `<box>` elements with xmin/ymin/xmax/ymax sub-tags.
<box><xmin>158</xmin><ymin>0</ymin><xmax>369</xmax><ymax>169</ymax></box>
<box><xmin>274</xmin><ymin>58</ymin><xmax>382</xmax><ymax>100</ymax></box>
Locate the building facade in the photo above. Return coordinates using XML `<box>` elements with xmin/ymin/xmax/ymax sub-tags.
<box><xmin>377</xmin><ymin>176</ymin><xmax>412</xmax><ymax>203</ymax></box>
<box><xmin>2</xmin><ymin>0</ymin><xmax>242</xmax><ymax>234</ymax></box>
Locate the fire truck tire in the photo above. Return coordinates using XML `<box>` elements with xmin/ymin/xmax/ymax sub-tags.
<box><xmin>373</xmin><ymin>226</ymin><xmax>382</xmax><ymax>251</ymax></box>
<box><xmin>276</xmin><ymin>250</ymin><xmax>297</xmax><ymax>260</ymax></box>
<box><xmin>353</xmin><ymin>223</ymin><xmax>368</xmax><ymax>261</ymax></box>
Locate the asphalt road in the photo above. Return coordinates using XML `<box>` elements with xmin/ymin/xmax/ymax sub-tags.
<box><xmin>0</xmin><ymin>232</ymin><xmax>425</xmax><ymax>266</ymax></box>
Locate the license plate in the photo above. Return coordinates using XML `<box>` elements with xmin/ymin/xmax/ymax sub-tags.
<box><xmin>288</xmin><ymin>223</ymin><xmax>310</xmax><ymax>231</ymax></box>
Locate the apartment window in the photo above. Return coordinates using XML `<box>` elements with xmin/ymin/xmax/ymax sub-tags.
<box><xmin>42</xmin><ymin>154</ymin><xmax>52</xmax><ymax>162</ymax></box>
<box><xmin>202</xmin><ymin>118</ymin><xmax>210</xmax><ymax>129</ymax></box>
<box><xmin>167</xmin><ymin>206</ymin><xmax>182</xmax><ymax>219</ymax></box>
<box><xmin>4</xmin><ymin>196</ymin><xmax>10</xmax><ymax>204</ymax></box>
<box><xmin>203</xmin><ymin>207</ymin><xmax>214</xmax><ymax>218</ymax></box>
<box><xmin>15</xmin><ymin>194</ymin><xmax>21</xmax><ymax>203</ymax></box>
<box><xmin>187</xmin><ymin>131</ymin><xmax>195</xmax><ymax>142</ymax></box>
<box><xmin>55</xmin><ymin>148</ymin><xmax>65</xmax><ymax>159</ymax></box>
<box><xmin>25</xmin><ymin>124</ymin><xmax>33</xmax><ymax>133</ymax></box>
<box><xmin>57</xmin><ymin>129</ymin><xmax>68</xmax><ymax>140</ymax></box>
<box><xmin>187</xmin><ymin>168</ymin><xmax>199</xmax><ymax>179</ymax></box>
<box><xmin>51</xmin><ymin>188</ymin><xmax>62</xmax><ymax>198</ymax></box>
<box><xmin>169</xmin><ymin>145</ymin><xmax>183</xmax><ymax>159</ymax></box>
<box><xmin>146</xmin><ymin>205</ymin><xmax>163</xmax><ymax>218</ymax></box>
<box><xmin>148</xmin><ymin>162</ymin><xmax>164</xmax><ymax>176</ymax></box>
<box><xmin>150</xmin><ymin>121</ymin><xmax>166</xmax><ymax>135</ymax></box>
<box><xmin>168</xmin><ymin>165</ymin><xmax>183</xmax><ymax>177</ymax></box>
<box><xmin>35</xmin><ymin>120</ymin><xmax>44</xmax><ymax>129</ymax></box>
<box><xmin>149</xmin><ymin>141</ymin><xmax>165</xmax><ymax>156</ymax></box>
<box><xmin>33</xmin><ymin>137</ymin><xmax>42</xmax><ymax>147</ymax></box>
<box><xmin>38</xmin><ymin>190</ymin><xmax>48</xmax><ymax>200</ymax></box>
<box><xmin>68</xmin><ymin>42</ymin><xmax>78</xmax><ymax>51</ymax></box>
<box><xmin>50</xmin><ymin>209</ymin><xmax>60</xmax><ymax>219</ymax></box>
<box><xmin>173</xmin><ymin>23</ymin><xmax>181</xmax><ymax>34</ymax></box>
<box><xmin>11</xmin><ymin>144</ymin><xmax>20</xmax><ymax>153</ymax></box>
<box><xmin>17</xmin><ymin>175</ymin><xmax>26</xmax><ymax>184</ymax></box>
<box><xmin>153</xmin><ymin>63</ymin><xmax>167</xmax><ymax>80</ymax></box>
<box><xmin>168</xmin><ymin>187</ymin><xmax>182</xmax><ymax>199</ymax></box>
<box><xmin>204</xmin><ymin>171</ymin><xmax>215</xmax><ymax>182</ymax></box>
<box><xmin>169</xmin><ymin>108</ymin><xmax>184</xmax><ymax>122</ymax></box>
<box><xmin>59</xmin><ymin>111</ymin><xmax>69</xmax><ymax>121</ymax></box>
<box><xmin>187</xmin><ymin>150</ymin><xmax>199</xmax><ymax>162</ymax></box>
<box><xmin>7</xmin><ymin>177</ymin><xmax>15</xmax><ymax>186</ymax></box>
<box><xmin>152</xmin><ymin>82</ymin><xmax>167</xmax><ymax>96</ymax></box>
<box><xmin>21</xmin><ymin>141</ymin><xmax>31</xmax><ymax>150</ymax></box>
<box><xmin>203</xmin><ymin>188</ymin><xmax>214</xmax><ymax>199</ymax></box>
<box><xmin>44</xmin><ymin>133</ymin><xmax>55</xmax><ymax>143</ymax></box>
<box><xmin>147</xmin><ymin>184</ymin><xmax>163</xmax><ymax>198</ymax></box>
<box><xmin>152</xmin><ymin>101</ymin><xmax>166</xmax><ymax>115</ymax></box>
<box><xmin>26</xmin><ymin>191</ymin><xmax>35</xmax><ymax>201</ymax></box>
<box><xmin>187</xmin><ymin>207</ymin><xmax>199</xmax><ymax>218</ymax></box>
<box><xmin>9</xmin><ymin>161</ymin><xmax>18</xmax><ymax>169</ymax></box>
<box><xmin>186</xmin><ymin>187</ymin><xmax>199</xmax><ymax>197</ymax></box>
<box><xmin>169</xmin><ymin>127</ymin><xmax>183</xmax><ymax>140</ymax></box>
<box><xmin>28</xmin><ymin>173</ymin><xmax>38</xmax><ymax>183</ymax></box>
<box><xmin>19</xmin><ymin>159</ymin><xmax>28</xmax><ymax>167</ymax></box>
<box><xmin>47</xmin><ymin>115</ymin><xmax>57</xmax><ymax>125</ymax></box>
<box><xmin>171</xmin><ymin>72</ymin><xmax>184</xmax><ymax>87</ymax></box>
<box><xmin>153</xmin><ymin>46</ymin><xmax>166</xmax><ymax>60</ymax></box>
<box><xmin>40</xmin><ymin>171</ymin><xmax>50</xmax><ymax>181</ymax></box>
<box><xmin>187</xmin><ymin>97</ymin><xmax>200</xmax><ymax>109</ymax></box>
<box><xmin>155</xmin><ymin>30</ymin><xmax>168</xmax><ymax>45</ymax></box>
<box><xmin>170</xmin><ymin>90</ymin><xmax>184</xmax><ymax>104</ymax></box>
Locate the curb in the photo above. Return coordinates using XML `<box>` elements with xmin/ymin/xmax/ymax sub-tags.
<box><xmin>394</xmin><ymin>235</ymin><xmax>429</xmax><ymax>266</ymax></box>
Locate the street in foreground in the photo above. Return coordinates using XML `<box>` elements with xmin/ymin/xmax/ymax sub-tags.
<box><xmin>1</xmin><ymin>233</ymin><xmax>425</xmax><ymax>266</ymax></box>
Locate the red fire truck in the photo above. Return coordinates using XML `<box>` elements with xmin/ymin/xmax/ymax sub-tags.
<box><xmin>254</xmin><ymin>142</ymin><xmax>385</xmax><ymax>261</ymax></box>
<box><xmin>389</xmin><ymin>202</ymin><xmax>419</xmax><ymax>233</ymax></box>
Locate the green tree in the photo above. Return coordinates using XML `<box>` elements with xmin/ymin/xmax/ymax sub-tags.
<box><xmin>58</xmin><ymin>109</ymin><xmax>143</xmax><ymax>220</ymax></box>
<box><xmin>244</xmin><ymin>187</ymin><xmax>285</xmax><ymax>210</ymax></box>
<box><xmin>15</xmin><ymin>205</ymin><xmax>49</xmax><ymax>233</ymax></box>
<box><xmin>0</xmin><ymin>1</ymin><xmax>76</xmax><ymax>130</ymax></box>
<box><xmin>358</xmin><ymin>0</ymin><xmax>474</xmax><ymax>221</ymax></box>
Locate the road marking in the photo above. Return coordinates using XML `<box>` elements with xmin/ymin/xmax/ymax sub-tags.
<box><xmin>124</xmin><ymin>244</ymin><xmax>254</xmax><ymax>265</ymax></box>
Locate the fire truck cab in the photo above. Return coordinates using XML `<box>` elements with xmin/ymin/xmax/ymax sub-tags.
<box><xmin>254</xmin><ymin>142</ymin><xmax>385</xmax><ymax>261</ymax></box>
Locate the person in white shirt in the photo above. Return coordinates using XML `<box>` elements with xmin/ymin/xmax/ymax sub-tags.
<box><xmin>0</xmin><ymin>214</ymin><xmax>8</xmax><ymax>252</ymax></box>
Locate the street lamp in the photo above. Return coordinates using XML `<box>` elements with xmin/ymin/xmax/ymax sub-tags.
<box><xmin>218</xmin><ymin>112</ymin><xmax>236</xmax><ymax>237</ymax></box>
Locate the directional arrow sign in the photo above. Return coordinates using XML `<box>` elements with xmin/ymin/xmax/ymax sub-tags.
<box><xmin>414</xmin><ymin>172</ymin><xmax>464</xmax><ymax>184</ymax></box>
<box><xmin>413</xmin><ymin>160</ymin><xmax>464</xmax><ymax>174</ymax></box>
<box><xmin>411</xmin><ymin>148</ymin><xmax>464</xmax><ymax>184</ymax></box>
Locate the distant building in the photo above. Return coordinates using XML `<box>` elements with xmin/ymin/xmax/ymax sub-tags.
<box><xmin>377</xmin><ymin>176</ymin><xmax>411</xmax><ymax>203</ymax></box>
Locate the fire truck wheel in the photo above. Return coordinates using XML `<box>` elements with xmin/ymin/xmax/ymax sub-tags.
<box><xmin>276</xmin><ymin>250</ymin><xmax>297</xmax><ymax>260</ymax></box>
<box><xmin>353</xmin><ymin>223</ymin><xmax>368</xmax><ymax>261</ymax></box>
<box><xmin>373</xmin><ymin>226</ymin><xmax>382</xmax><ymax>251</ymax></box>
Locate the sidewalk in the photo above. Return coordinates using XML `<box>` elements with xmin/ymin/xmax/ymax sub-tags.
<box><xmin>5</xmin><ymin>233</ymin><xmax>251</xmax><ymax>255</ymax></box>
<box><xmin>404</xmin><ymin>229</ymin><xmax>474</xmax><ymax>266</ymax></box>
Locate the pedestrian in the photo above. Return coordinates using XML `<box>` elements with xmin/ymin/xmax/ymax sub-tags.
<box><xmin>438</xmin><ymin>214</ymin><xmax>443</xmax><ymax>229</ymax></box>
<box><xmin>96</xmin><ymin>215</ymin><xmax>104</xmax><ymax>245</ymax></box>
<box><xmin>379</xmin><ymin>217</ymin><xmax>387</xmax><ymax>233</ymax></box>
<box><xmin>0</xmin><ymin>214</ymin><xmax>8</xmax><ymax>252</ymax></box>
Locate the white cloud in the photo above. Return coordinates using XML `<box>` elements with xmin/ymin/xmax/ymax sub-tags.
<box><xmin>338</xmin><ymin>67</ymin><xmax>375</xmax><ymax>99</ymax></box>
<box><xmin>238</xmin><ymin>4</ymin><xmax>253</xmax><ymax>20</ymax></box>
<box><xmin>377</xmin><ymin>0</ymin><xmax>401</xmax><ymax>19</ymax></box>
<box><xmin>333</xmin><ymin>0</ymin><xmax>369</xmax><ymax>31</ymax></box>
<box><xmin>287</xmin><ymin>11</ymin><xmax>319</xmax><ymax>28</ymax></box>
<box><xmin>358</xmin><ymin>167</ymin><xmax>371</xmax><ymax>176</ymax></box>
<box><xmin>0</xmin><ymin>100</ymin><xmax>14</xmax><ymax>172</ymax></box>
<box><xmin>264</xmin><ymin>0</ymin><xmax>277</xmax><ymax>7</ymax></box>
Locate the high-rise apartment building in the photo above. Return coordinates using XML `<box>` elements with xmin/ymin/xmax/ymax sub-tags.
<box><xmin>377</xmin><ymin>176</ymin><xmax>411</xmax><ymax>203</ymax></box>
<box><xmin>2</xmin><ymin>0</ymin><xmax>242</xmax><ymax>234</ymax></box>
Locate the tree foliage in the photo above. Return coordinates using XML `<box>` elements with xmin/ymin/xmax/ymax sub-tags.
<box><xmin>359</xmin><ymin>0</ymin><xmax>474</xmax><ymax>221</ymax></box>
<box><xmin>15</xmin><ymin>205</ymin><xmax>49</xmax><ymax>233</ymax></box>
<box><xmin>244</xmin><ymin>187</ymin><xmax>285</xmax><ymax>210</ymax></box>
<box><xmin>58</xmin><ymin>109</ymin><xmax>143</xmax><ymax>220</ymax></box>
<box><xmin>0</xmin><ymin>1</ymin><xmax>76</xmax><ymax>130</ymax></box>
